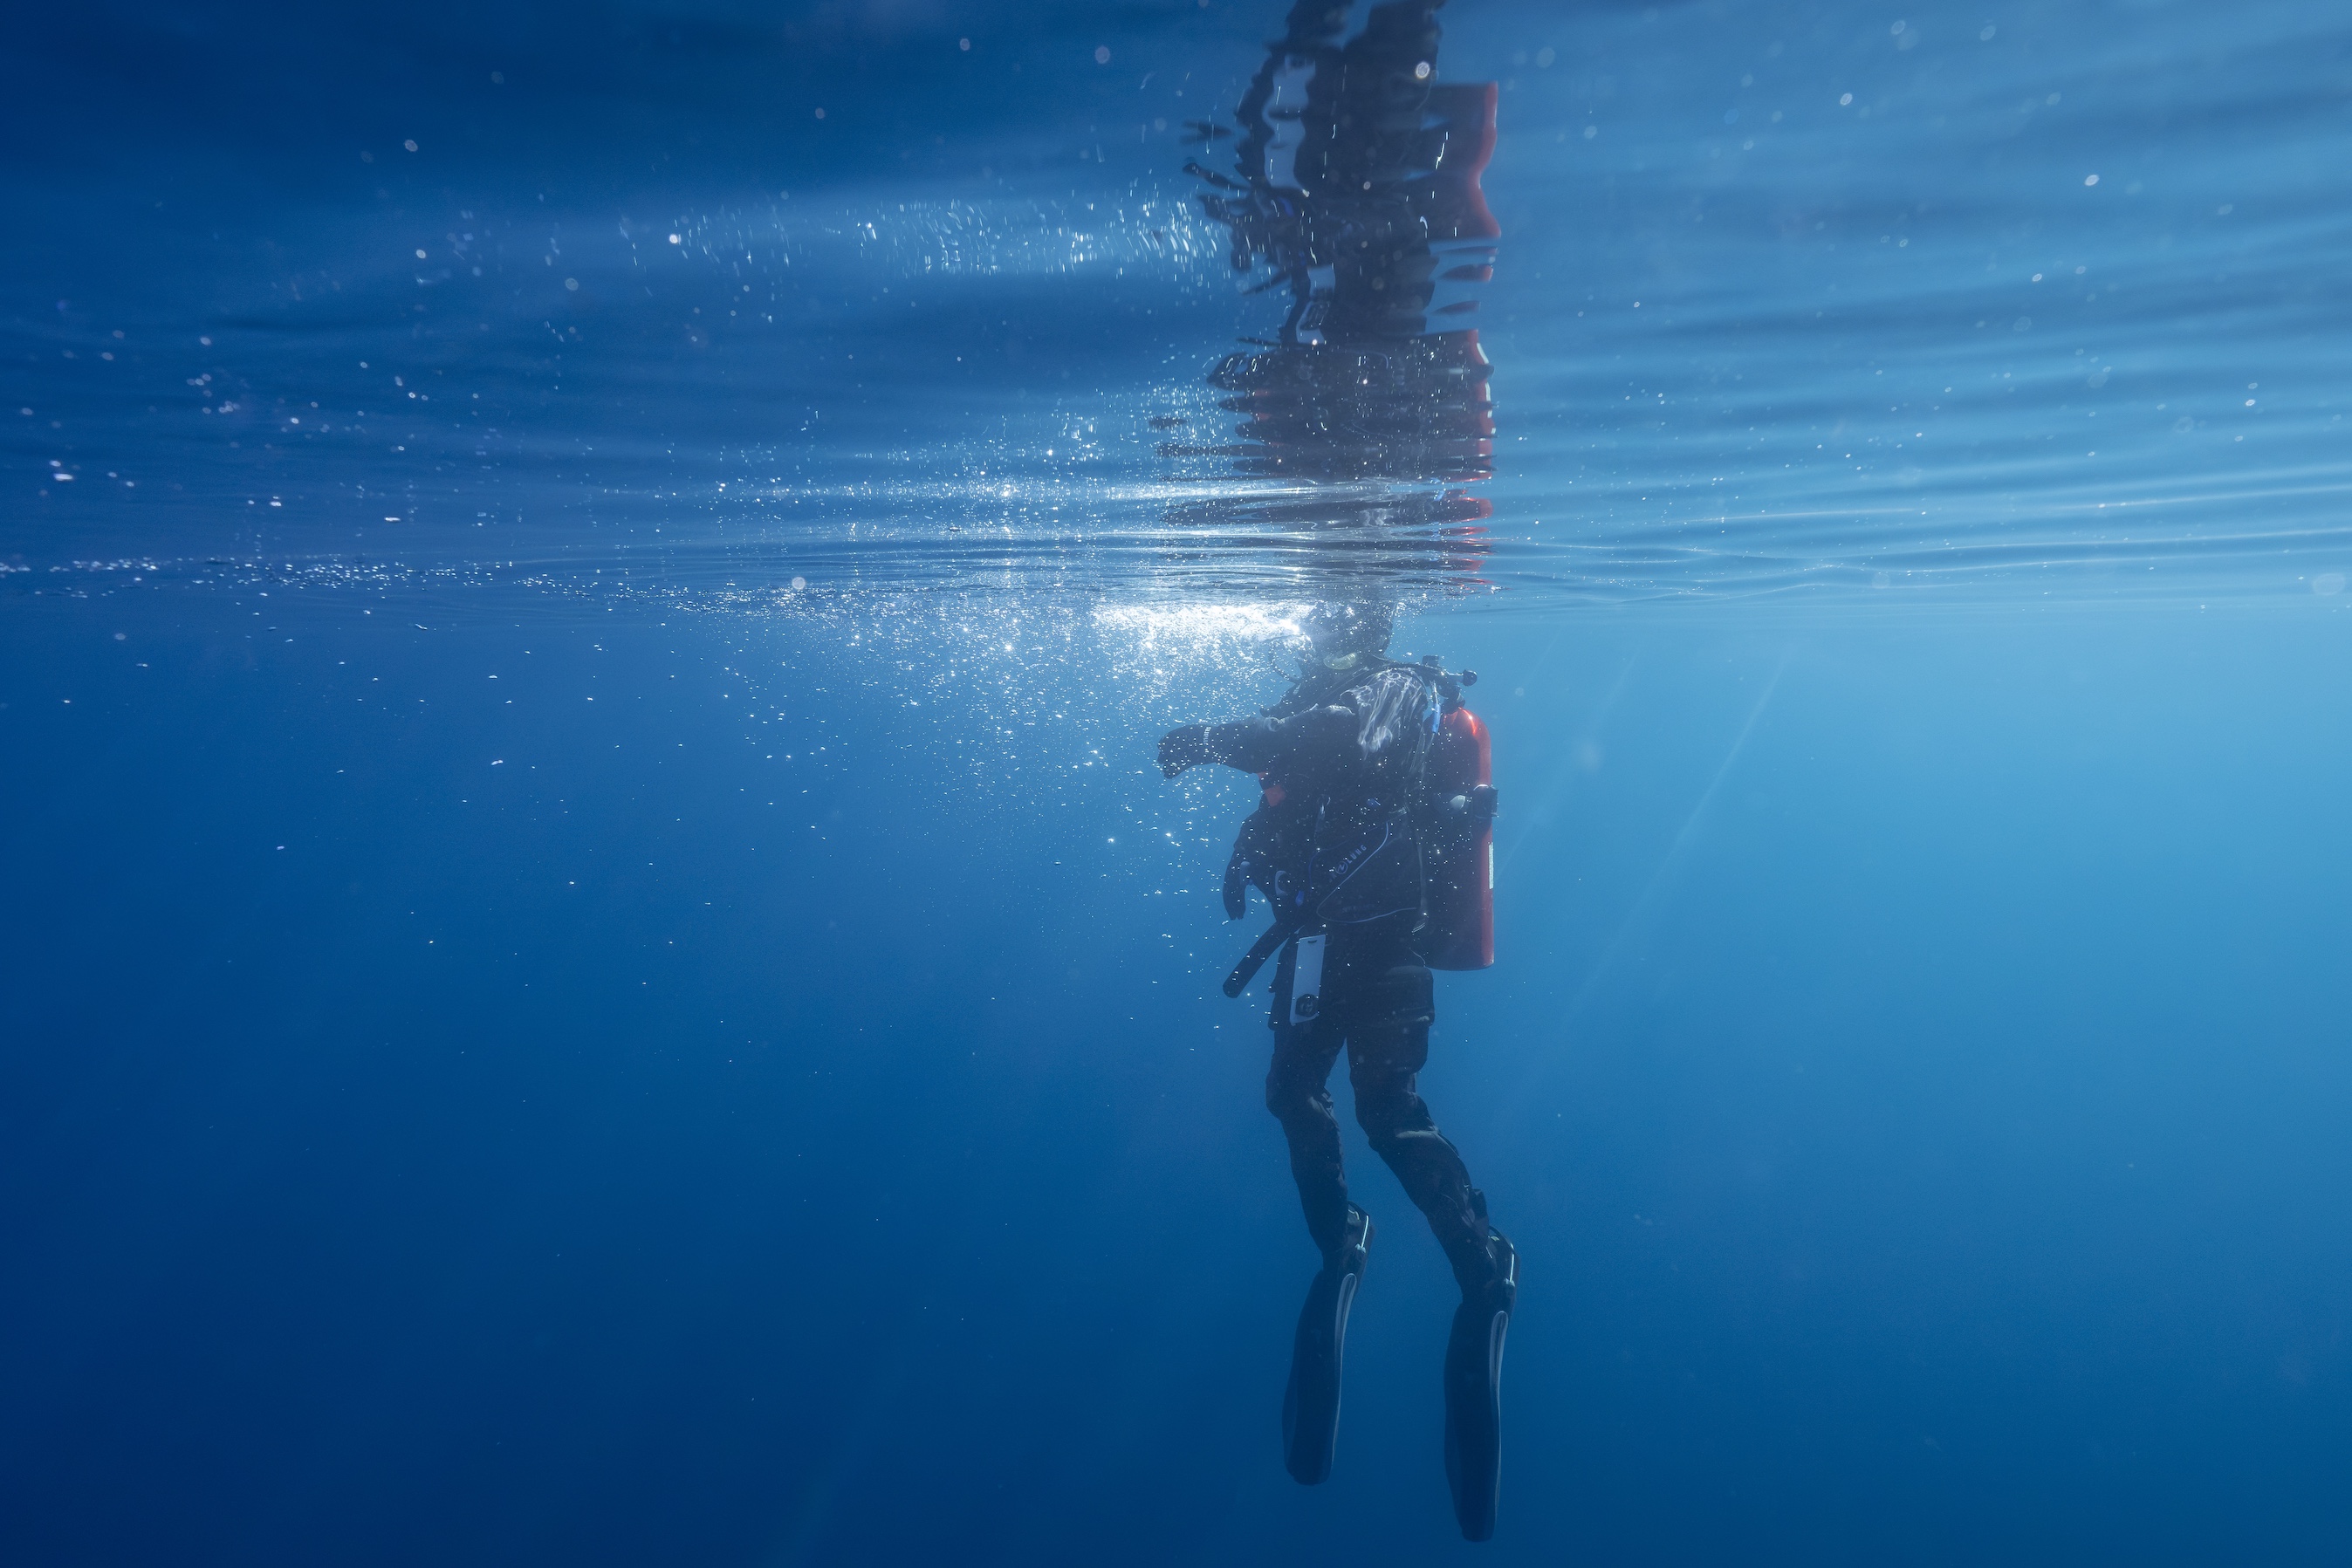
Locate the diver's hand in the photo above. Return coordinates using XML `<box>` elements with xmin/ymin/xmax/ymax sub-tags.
<box><xmin>1158</xmin><ymin>723</ymin><xmax>1214</xmax><ymax>777</ymax></box>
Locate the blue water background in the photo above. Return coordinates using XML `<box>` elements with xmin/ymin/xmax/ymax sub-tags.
<box><xmin>7</xmin><ymin>2</ymin><xmax>2352</xmax><ymax>1563</ymax></box>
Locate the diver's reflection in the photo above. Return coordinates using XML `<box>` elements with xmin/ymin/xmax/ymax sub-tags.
<box><xmin>1165</xmin><ymin>0</ymin><xmax>1498</xmax><ymax>561</ymax></box>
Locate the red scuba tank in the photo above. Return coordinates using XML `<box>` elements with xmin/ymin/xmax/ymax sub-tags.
<box><xmin>1423</xmin><ymin>704</ymin><xmax>1493</xmax><ymax>971</ymax></box>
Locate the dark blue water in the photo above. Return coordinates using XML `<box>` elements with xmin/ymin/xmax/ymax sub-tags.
<box><xmin>7</xmin><ymin>3</ymin><xmax>2352</xmax><ymax>1563</ymax></box>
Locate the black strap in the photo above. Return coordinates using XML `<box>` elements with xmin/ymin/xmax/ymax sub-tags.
<box><xmin>1223</xmin><ymin>921</ymin><xmax>1295</xmax><ymax>998</ymax></box>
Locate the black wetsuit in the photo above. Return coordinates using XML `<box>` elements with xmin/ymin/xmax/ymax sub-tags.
<box><xmin>1265</xmin><ymin>919</ymin><xmax>1490</xmax><ymax>1288</ymax></box>
<box><xmin>1176</xmin><ymin>667</ymin><xmax>1493</xmax><ymax>1291</ymax></box>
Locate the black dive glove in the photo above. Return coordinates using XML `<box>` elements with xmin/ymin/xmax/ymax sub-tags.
<box><xmin>1158</xmin><ymin>723</ymin><xmax>1215</xmax><ymax>777</ymax></box>
<box><xmin>1158</xmin><ymin>714</ymin><xmax>1293</xmax><ymax>777</ymax></box>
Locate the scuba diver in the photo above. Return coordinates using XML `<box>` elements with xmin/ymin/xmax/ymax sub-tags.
<box><xmin>1156</xmin><ymin>0</ymin><xmax>1515</xmax><ymax>1539</ymax></box>
<box><xmin>1156</xmin><ymin>601</ymin><xmax>1512</xmax><ymax>1539</ymax></box>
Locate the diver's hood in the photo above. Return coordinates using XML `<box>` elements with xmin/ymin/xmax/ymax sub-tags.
<box><xmin>1299</xmin><ymin>600</ymin><xmax>1395</xmax><ymax>664</ymax></box>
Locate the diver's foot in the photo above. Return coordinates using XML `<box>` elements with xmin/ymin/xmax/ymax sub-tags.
<box><xmin>1322</xmin><ymin>1200</ymin><xmax>1373</xmax><ymax>1278</ymax></box>
<box><xmin>1443</xmin><ymin>1228</ymin><xmax>1517</xmax><ymax>1541</ymax></box>
<box><xmin>1282</xmin><ymin>1204</ymin><xmax>1373</xmax><ymax>1485</ymax></box>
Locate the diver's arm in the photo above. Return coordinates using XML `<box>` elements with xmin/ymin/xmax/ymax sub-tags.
<box><xmin>1157</xmin><ymin>705</ymin><xmax>1357</xmax><ymax>777</ymax></box>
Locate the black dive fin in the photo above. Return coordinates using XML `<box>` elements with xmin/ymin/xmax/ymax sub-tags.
<box><xmin>1443</xmin><ymin>1230</ymin><xmax>1518</xmax><ymax>1541</ymax></box>
<box><xmin>1281</xmin><ymin>1206</ymin><xmax>1372</xmax><ymax>1485</ymax></box>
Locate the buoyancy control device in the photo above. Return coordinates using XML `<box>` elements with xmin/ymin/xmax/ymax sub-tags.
<box><xmin>1219</xmin><ymin>655</ymin><xmax>1496</xmax><ymax>996</ymax></box>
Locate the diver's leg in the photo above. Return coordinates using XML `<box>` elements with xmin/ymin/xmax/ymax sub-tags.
<box><xmin>1343</xmin><ymin>962</ymin><xmax>1493</xmax><ymax>1287</ymax></box>
<box><xmin>1267</xmin><ymin>1006</ymin><xmax>1373</xmax><ymax>1485</ymax></box>
<box><xmin>1343</xmin><ymin>960</ymin><xmax>1517</xmax><ymax>1539</ymax></box>
<box><xmin>1265</xmin><ymin>1017</ymin><xmax>1352</xmax><ymax>1255</ymax></box>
